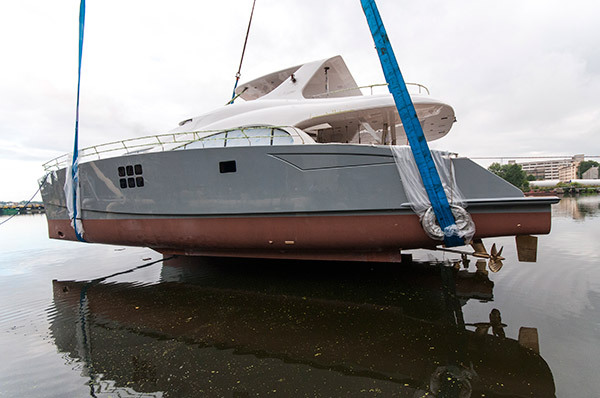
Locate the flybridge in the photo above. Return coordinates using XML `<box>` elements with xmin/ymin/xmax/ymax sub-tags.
<box><xmin>233</xmin><ymin>57</ymin><xmax>363</xmax><ymax>101</ymax></box>
<box><xmin>170</xmin><ymin>56</ymin><xmax>456</xmax><ymax>144</ymax></box>
<box><xmin>229</xmin><ymin>56</ymin><xmax>430</xmax><ymax>101</ymax></box>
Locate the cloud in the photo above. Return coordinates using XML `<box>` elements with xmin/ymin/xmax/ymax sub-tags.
<box><xmin>2</xmin><ymin>0</ymin><xmax>600</xmax><ymax>199</ymax></box>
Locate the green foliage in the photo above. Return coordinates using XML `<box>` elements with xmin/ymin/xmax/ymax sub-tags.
<box><xmin>577</xmin><ymin>160</ymin><xmax>599</xmax><ymax>178</ymax></box>
<box><xmin>488</xmin><ymin>162</ymin><xmax>530</xmax><ymax>191</ymax></box>
<box><xmin>488</xmin><ymin>162</ymin><xmax>502</xmax><ymax>175</ymax></box>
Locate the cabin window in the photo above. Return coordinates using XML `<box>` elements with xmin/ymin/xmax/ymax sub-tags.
<box><xmin>201</xmin><ymin>132</ymin><xmax>227</xmax><ymax>148</ymax></box>
<box><xmin>247</xmin><ymin>128</ymin><xmax>273</xmax><ymax>146</ymax></box>
<box><xmin>226</xmin><ymin>129</ymin><xmax>251</xmax><ymax>147</ymax></box>
<box><xmin>185</xmin><ymin>128</ymin><xmax>293</xmax><ymax>149</ymax></box>
<box><xmin>271</xmin><ymin>129</ymin><xmax>294</xmax><ymax>145</ymax></box>
<box><xmin>219</xmin><ymin>160</ymin><xmax>237</xmax><ymax>173</ymax></box>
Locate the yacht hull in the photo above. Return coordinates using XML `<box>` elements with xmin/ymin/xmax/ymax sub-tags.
<box><xmin>41</xmin><ymin>144</ymin><xmax>556</xmax><ymax>261</ymax></box>
<box><xmin>45</xmin><ymin>210</ymin><xmax>551</xmax><ymax>262</ymax></box>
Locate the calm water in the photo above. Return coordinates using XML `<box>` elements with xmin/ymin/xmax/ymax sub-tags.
<box><xmin>0</xmin><ymin>196</ymin><xmax>599</xmax><ymax>397</ymax></box>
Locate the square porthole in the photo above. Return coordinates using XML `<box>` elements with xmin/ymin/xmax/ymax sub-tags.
<box><xmin>126</xmin><ymin>165</ymin><xmax>134</xmax><ymax>176</ymax></box>
<box><xmin>136</xmin><ymin>176</ymin><xmax>144</xmax><ymax>187</ymax></box>
<box><xmin>127</xmin><ymin>177</ymin><xmax>135</xmax><ymax>188</ymax></box>
<box><xmin>219</xmin><ymin>160</ymin><xmax>237</xmax><ymax>173</ymax></box>
<box><xmin>118</xmin><ymin>166</ymin><xmax>126</xmax><ymax>177</ymax></box>
<box><xmin>134</xmin><ymin>164</ymin><xmax>143</xmax><ymax>175</ymax></box>
<box><xmin>120</xmin><ymin>179</ymin><xmax>127</xmax><ymax>188</ymax></box>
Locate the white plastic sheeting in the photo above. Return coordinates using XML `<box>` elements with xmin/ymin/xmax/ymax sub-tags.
<box><xmin>63</xmin><ymin>161</ymin><xmax>85</xmax><ymax>238</ymax></box>
<box><xmin>390</xmin><ymin>146</ymin><xmax>475</xmax><ymax>243</ymax></box>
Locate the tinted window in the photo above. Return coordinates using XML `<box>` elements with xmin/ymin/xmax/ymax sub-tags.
<box><xmin>185</xmin><ymin>128</ymin><xmax>293</xmax><ymax>148</ymax></box>
<box><xmin>272</xmin><ymin>129</ymin><xmax>294</xmax><ymax>145</ymax></box>
<box><xmin>186</xmin><ymin>132</ymin><xmax>226</xmax><ymax>149</ymax></box>
<box><xmin>226</xmin><ymin>130</ymin><xmax>250</xmax><ymax>147</ymax></box>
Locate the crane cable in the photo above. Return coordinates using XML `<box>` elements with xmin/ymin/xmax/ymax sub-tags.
<box><xmin>229</xmin><ymin>0</ymin><xmax>257</xmax><ymax>104</ymax></box>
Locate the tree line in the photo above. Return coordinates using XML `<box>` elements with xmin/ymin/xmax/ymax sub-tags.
<box><xmin>487</xmin><ymin>163</ymin><xmax>531</xmax><ymax>191</ymax></box>
<box><xmin>577</xmin><ymin>160</ymin><xmax>599</xmax><ymax>178</ymax></box>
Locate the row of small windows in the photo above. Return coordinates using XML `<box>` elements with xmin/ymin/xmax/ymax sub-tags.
<box><xmin>118</xmin><ymin>164</ymin><xmax>143</xmax><ymax>176</ymax></box>
<box><xmin>118</xmin><ymin>164</ymin><xmax>144</xmax><ymax>189</ymax></box>
<box><xmin>184</xmin><ymin>128</ymin><xmax>293</xmax><ymax>149</ymax></box>
<box><xmin>120</xmin><ymin>177</ymin><xmax>144</xmax><ymax>188</ymax></box>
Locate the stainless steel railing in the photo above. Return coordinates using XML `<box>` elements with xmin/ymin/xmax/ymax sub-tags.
<box><xmin>310</xmin><ymin>82</ymin><xmax>430</xmax><ymax>98</ymax></box>
<box><xmin>42</xmin><ymin>126</ymin><xmax>304</xmax><ymax>171</ymax></box>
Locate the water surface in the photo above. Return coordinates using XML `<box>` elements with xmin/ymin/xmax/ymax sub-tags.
<box><xmin>0</xmin><ymin>195</ymin><xmax>599</xmax><ymax>397</ymax></box>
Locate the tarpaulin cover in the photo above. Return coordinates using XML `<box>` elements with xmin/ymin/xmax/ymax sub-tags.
<box><xmin>64</xmin><ymin>162</ymin><xmax>85</xmax><ymax>238</ymax></box>
<box><xmin>391</xmin><ymin>146</ymin><xmax>475</xmax><ymax>243</ymax></box>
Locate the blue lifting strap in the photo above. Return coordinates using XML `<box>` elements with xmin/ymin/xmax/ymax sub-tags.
<box><xmin>69</xmin><ymin>0</ymin><xmax>86</xmax><ymax>242</ymax></box>
<box><xmin>360</xmin><ymin>0</ymin><xmax>464</xmax><ymax>247</ymax></box>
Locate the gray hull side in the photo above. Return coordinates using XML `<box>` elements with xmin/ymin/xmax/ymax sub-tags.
<box><xmin>42</xmin><ymin>144</ymin><xmax>530</xmax><ymax>220</ymax></box>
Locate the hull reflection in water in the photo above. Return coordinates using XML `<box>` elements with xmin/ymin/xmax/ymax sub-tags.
<box><xmin>50</xmin><ymin>256</ymin><xmax>555</xmax><ymax>397</ymax></box>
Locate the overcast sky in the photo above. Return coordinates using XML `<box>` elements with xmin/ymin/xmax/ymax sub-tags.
<box><xmin>1</xmin><ymin>0</ymin><xmax>599</xmax><ymax>201</ymax></box>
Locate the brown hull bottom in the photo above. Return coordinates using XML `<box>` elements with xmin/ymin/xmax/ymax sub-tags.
<box><xmin>47</xmin><ymin>210</ymin><xmax>551</xmax><ymax>262</ymax></box>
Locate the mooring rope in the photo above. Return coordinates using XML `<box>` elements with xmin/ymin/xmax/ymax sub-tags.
<box><xmin>0</xmin><ymin>174</ymin><xmax>49</xmax><ymax>227</ymax></box>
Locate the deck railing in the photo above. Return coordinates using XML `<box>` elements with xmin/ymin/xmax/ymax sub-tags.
<box><xmin>42</xmin><ymin>126</ymin><xmax>301</xmax><ymax>171</ymax></box>
<box><xmin>310</xmin><ymin>82</ymin><xmax>430</xmax><ymax>98</ymax></box>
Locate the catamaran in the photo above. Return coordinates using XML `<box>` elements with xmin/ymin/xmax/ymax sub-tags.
<box><xmin>40</xmin><ymin>55</ymin><xmax>557</xmax><ymax>263</ymax></box>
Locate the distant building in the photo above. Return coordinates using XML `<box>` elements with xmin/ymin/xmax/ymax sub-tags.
<box><xmin>514</xmin><ymin>154</ymin><xmax>584</xmax><ymax>181</ymax></box>
<box><xmin>583</xmin><ymin>166</ymin><xmax>599</xmax><ymax>179</ymax></box>
<box><xmin>526</xmin><ymin>165</ymin><xmax>548</xmax><ymax>180</ymax></box>
<box><xmin>558</xmin><ymin>164</ymin><xmax>577</xmax><ymax>182</ymax></box>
